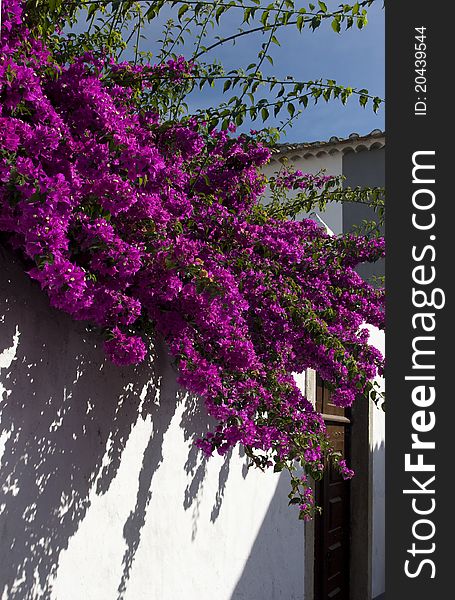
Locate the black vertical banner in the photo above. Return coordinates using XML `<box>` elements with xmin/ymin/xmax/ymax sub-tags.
<box><xmin>387</xmin><ymin>1</ymin><xmax>452</xmax><ymax>598</ymax></box>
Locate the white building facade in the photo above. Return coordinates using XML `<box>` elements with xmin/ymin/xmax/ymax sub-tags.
<box><xmin>0</xmin><ymin>131</ymin><xmax>385</xmax><ymax>600</ymax></box>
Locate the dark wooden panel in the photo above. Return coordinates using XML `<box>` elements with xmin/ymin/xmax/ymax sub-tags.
<box><xmin>316</xmin><ymin>374</ymin><xmax>324</xmax><ymax>413</ymax></box>
<box><xmin>316</xmin><ymin>374</ymin><xmax>347</xmax><ymax>418</ymax></box>
<box><xmin>314</xmin><ymin>377</ymin><xmax>351</xmax><ymax>600</ymax></box>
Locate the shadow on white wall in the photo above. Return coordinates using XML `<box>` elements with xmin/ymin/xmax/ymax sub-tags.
<box><xmin>0</xmin><ymin>245</ymin><xmax>305</xmax><ymax>600</ymax></box>
<box><xmin>0</xmin><ymin>246</ymin><xmax>219</xmax><ymax>599</ymax></box>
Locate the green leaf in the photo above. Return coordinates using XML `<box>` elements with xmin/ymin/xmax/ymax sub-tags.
<box><xmin>177</xmin><ymin>4</ymin><xmax>189</xmax><ymax>20</ymax></box>
<box><xmin>311</xmin><ymin>15</ymin><xmax>322</xmax><ymax>30</ymax></box>
<box><xmin>243</xmin><ymin>7</ymin><xmax>253</xmax><ymax>23</ymax></box>
<box><xmin>87</xmin><ymin>3</ymin><xmax>99</xmax><ymax>18</ymax></box>
<box><xmin>216</xmin><ymin>6</ymin><xmax>225</xmax><ymax>24</ymax></box>
<box><xmin>289</xmin><ymin>497</ymin><xmax>301</xmax><ymax>505</ymax></box>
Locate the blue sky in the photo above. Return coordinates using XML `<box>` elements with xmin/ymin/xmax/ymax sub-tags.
<box><xmin>77</xmin><ymin>1</ymin><xmax>384</xmax><ymax>143</ymax></box>
<box><xmin>187</xmin><ymin>2</ymin><xmax>385</xmax><ymax>143</ymax></box>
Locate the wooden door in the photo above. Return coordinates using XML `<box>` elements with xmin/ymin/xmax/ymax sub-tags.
<box><xmin>314</xmin><ymin>375</ymin><xmax>351</xmax><ymax>600</ymax></box>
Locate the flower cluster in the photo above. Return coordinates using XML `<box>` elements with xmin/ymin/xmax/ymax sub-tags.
<box><xmin>273</xmin><ymin>168</ymin><xmax>334</xmax><ymax>191</ymax></box>
<box><xmin>1</xmin><ymin>0</ymin><xmax>384</xmax><ymax>519</ymax></box>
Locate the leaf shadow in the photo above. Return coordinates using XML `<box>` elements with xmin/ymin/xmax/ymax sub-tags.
<box><xmin>0</xmin><ymin>246</ymin><xmax>228</xmax><ymax>600</ymax></box>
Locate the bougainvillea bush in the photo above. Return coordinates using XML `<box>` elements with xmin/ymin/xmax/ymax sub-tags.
<box><xmin>0</xmin><ymin>0</ymin><xmax>384</xmax><ymax>519</ymax></box>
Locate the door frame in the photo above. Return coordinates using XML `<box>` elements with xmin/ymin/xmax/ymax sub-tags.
<box><xmin>304</xmin><ymin>369</ymin><xmax>373</xmax><ymax>600</ymax></box>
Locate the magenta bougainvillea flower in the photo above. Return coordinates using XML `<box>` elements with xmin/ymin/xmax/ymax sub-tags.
<box><xmin>0</xmin><ymin>0</ymin><xmax>384</xmax><ymax>518</ymax></box>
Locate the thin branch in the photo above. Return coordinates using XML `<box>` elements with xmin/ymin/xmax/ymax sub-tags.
<box><xmin>193</xmin><ymin>13</ymin><xmax>350</xmax><ymax>60</ymax></box>
<box><xmin>158</xmin><ymin>13</ymin><xmax>199</xmax><ymax>64</ymax></box>
<box><xmin>78</xmin><ymin>0</ymin><xmax>375</xmax><ymax>17</ymax></box>
<box><xmin>104</xmin><ymin>70</ymin><xmax>382</xmax><ymax>105</ymax></box>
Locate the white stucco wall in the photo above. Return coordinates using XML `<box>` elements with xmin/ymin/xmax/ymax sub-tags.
<box><xmin>0</xmin><ymin>142</ymin><xmax>385</xmax><ymax>599</ymax></box>
<box><xmin>262</xmin><ymin>152</ymin><xmax>344</xmax><ymax>234</ymax></box>
<box><xmin>0</xmin><ymin>249</ymin><xmax>306</xmax><ymax>600</ymax></box>
<box><xmin>367</xmin><ymin>327</ymin><xmax>385</xmax><ymax>599</ymax></box>
<box><xmin>265</xmin><ymin>149</ymin><xmax>385</xmax><ymax>600</ymax></box>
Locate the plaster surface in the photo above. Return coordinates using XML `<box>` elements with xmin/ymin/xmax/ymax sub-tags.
<box><xmin>0</xmin><ymin>248</ymin><xmax>305</xmax><ymax>600</ymax></box>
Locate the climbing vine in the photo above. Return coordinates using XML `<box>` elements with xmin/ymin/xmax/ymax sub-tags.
<box><xmin>0</xmin><ymin>0</ymin><xmax>384</xmax><ymax>519</ymax></box>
